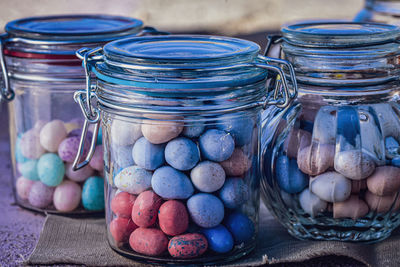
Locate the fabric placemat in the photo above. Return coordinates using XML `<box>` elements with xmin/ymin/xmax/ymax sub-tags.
<box><xmin>27</xmin><ymin>205</ymin><xmax>400</xmax><ymax>267</ymax></box>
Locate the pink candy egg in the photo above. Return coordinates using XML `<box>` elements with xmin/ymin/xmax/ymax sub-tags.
<box><xmin>131</xmin><ymin>190</ymin><xmax>162</xmax><ymax>228</ymax></box>
<box><xmin>110</xmin><ymin>217</ymin><xmax>138</xmax><ymax>245</ymax></box>
<box><xmin>65</xmin><ymin>162</ymin><xmax>94</xmax><ymax>182</ymax></box>
<box><xmin>16</xmin><ymin>176</ymin><xmax>35</xmax><ymax>200</ymax></box>
<box><xmin>168</xmin><ymin>233</ymin><xmax>208</xmax><ymax>258</ymax></box>
<box><xmin>111</xmin><ymin>192</ymin><xmax>136</xmax><ymax>218</ymax></box>
<box><xmin>89</xmin><ymin>145</ymin><xmax>104</xmax><ymax>171</ymax></box>
<box><xmin>158</xmin><ymin>200</ymin><xmax>188</xmax><ymax>236</ymax></box>
<box><xmin>129</xmin><ymin>228</ymin><xmax>168</xmax><ymax>256</ymax></box>
<box><xmin>220</xmin><ymin>148</ymin><xmax>251</xmax><ymax>177</ymax></box>
<box><xmin>20</xmin><ymin>129</ymin><xmax>46</xmax><ymax>159</ymax></box>
<box><xmin>53</xmin><ymin>180</ymin><xmax>82</xmax><ymax>212</ymax></box>
<box><xmin>28</xmin><ymin>181</ymin><xmax>54</xmax><ymax>208</ymax></box>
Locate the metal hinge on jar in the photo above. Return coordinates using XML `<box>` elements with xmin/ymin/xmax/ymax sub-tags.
<box><xmin>0</xmin><ymin>33</ymin><xmax>15</xmax><ymax>102</ymax></box>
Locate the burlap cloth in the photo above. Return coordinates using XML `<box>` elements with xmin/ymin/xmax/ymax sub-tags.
<box><xmin>26</xmin><ymin>204</ymin><xmax>400</xmax><ymax>267</ymax></box>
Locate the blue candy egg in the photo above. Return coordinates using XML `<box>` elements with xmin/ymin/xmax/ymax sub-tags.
<box><xmin>219</xmin><ymin>178</ymin><xmax>249</xmax><ymax>209</ymax></box>
<box><xmin>187</xmin><ymin>193</ymin><xmax>224</xmax><ymax>228</ymax></box>
<box><xmin>132</xmin><ymin>137</ymin><xmax>165</xmax><ymax>170</ymax></box>
<box><xmin>199</xmin><ymin>129</ymin><xmax>235</xmax><ymax>162</ymax></box>
<box><xmin>82</xmin><ymin>176</ymin><xmax>105</xmax><ymax>211</ymax></box>
<box><xmin>392</xmin><ymin>157</ymin><xmax>400</xmax><ymax>167</ymax></box>
<box><xmin>201</xmin><ymin>225</ymin><xmax>234</xmax><ymax>253</ymax></box>
<box><xmin>18</xmin><ymin>159</ymin><xmax>39</xmax><ymax>181</ymax></box>
<box><xmin>224</xmin><ymin>212</ymin><xmax>254</xmax><ymax>244</ymax></box>
<box><xmin>165</xmin><ymin>137</ymin><xmax>200</xmax><ymax>171</ymax></box>
<box><xmin>37</xmin><ymin>153</ymin><xmax>65</xmax><ymax>187</ymax></box>
<box><xmin>276</xmin><ymin>155</ymin><xmax>308</xmax><ymax>194</ymax></box>
<box><xmin>151</xmin><ymin>166</ymin><xmax>194</xmax><ymax>199</ymax></box>
<box><xmin>15</xmin><ymin>136</ymin><xmax>29</xmax><ymax>163</ymax></box>
<box><xmin>218</xmin><ymin>117</ymin><xmax>254</xmax><ymax>146</ymax></box>
<box><xmin>182</xmin><ymin>123</ymin><xmax>205</xmax><ymax>138</ymax></box>
<box><xmin>96</xmin><ymin>127</ymin><xmax>103</xmax><ymax>145</ymax></box>
<box><xmin>112</xmin><ymin>144</ymin><xmax>134</xmax><ymax>169</ymax></box>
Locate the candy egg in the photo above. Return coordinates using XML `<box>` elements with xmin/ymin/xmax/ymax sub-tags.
<box><xmin>310</xmin><ymin>172</ymin><xmax>351</xmax><ymax>203</ymax></box>
<box><xmin>34</xmin><ymin>120</ymin><xmax>47</xmax><ymax>131</ymax></box>
<box><xmin>220</xmin><ymin>148</ymin><xmax>251</xmax><ymax>177</ymax></box>
<box><xmin>224</xmin><ymin>212</ymin><xmax>254</xmax><ymax>244</ymax></box>
<box><xmin>283</xmin><ymin>129</ymin><xmax>312</xmax><ymax>159</ymax></box>
<box><xmin>53</xmin><ymin>180</ymin><xmax>82</xmax><ymax>212</ymax></box>
<box><xmin>58</xmin><ymin>136</ymin><xmax>89</xmax><ymax>163</ymax></box>
<box><xmin>297</xmin><ymin>143</ymin><xmax>335</xmax><ymax>176</ymax></box>
<box><xmin>152</xmin><ymin>166</ymin><xmax>194</xmax><ymax>199</ymax></box>
<box><xmin>111</xmin><ymin>119</ymin><xmax>142</xmax><ymax>146</ymax></box>
<box><xmin>182</xmin><ymin>123</ymin><xmax>205</xmax><ymax>138</ymax></box>
<box><xmin>37</xmin><ymin>153</ymin><xmax>65</xmax><ymax>187</ymax></box>
<box><xmin>28</xmin><ymin>181</ymin><xmax>54</xmax><ymax>208</ymax></box>
<box><xmin>334</xmin><ymin>150</ymin><xmax>375</xmax><ymax>180</ymax></box>
<box><xmin>312</xmin><ymin>106</ymin><xmax>337</xmax><ymax>145</ymax></box>
<box><xmin>201</xmin><ymin>225</ymin><xmax>233</xmax><ymax>253</ymax></box>
<box><xmin>65</xmin><ymin>162</ymin><xmax>94</xmax><ymax>182</ymax></box>
<box><xmin>129</xmin><ymin>228</ymin><xmax>168</xmax><ymax>256</ymax></box>
<box><xmin>39</xmin><ymin>120</ymin><xmax>68</xmax><ymax>152</ymax></box>
<box><xmin>111</xmin><ymin>192</ymin><xmax>136</xmax><ymax>218</ymax></box>
<box><xmin>359</xmin><ymin>110</ymin><xmax>385</xmax><ymax>165</ymax></box>
<box><xmin>64</xmin><ymin>121</ymin><xmax>80</xmax><ymax>133</ymax></box>
<box><xmin>141</xmin><ymin>118</ymin><xmax>183</xmax><ymax>145</ymax></box>
<box><xmin>190</xmin><ymin>161</ymin><xmax>225</xmax><ymax>193</ymax></box>
<box><xmin>132</xmin><ymin>137</ymin><xmax>165</xmax><ymax>170</ymax></box>
<box><xmin>299</xmin><ymin>188</ymin><xmax>327</xmax><ymax>217</ymax></box>
<box><xmin>16</xmin><ymin>176</ymin><xmax>35</xmax><ymax>200</ymax></box>
<box><xmin>67</xmin><ymin>128</ymin><xmax>92</xmax><ymax>139</ymax></box>
<box><xmin>81</xmin><ymin>176</ymin><xmax>105</xmax><ymax>211</ymax></box>
<box><xmin>15</xmin><ymin>136</ymin><xmax>29</xmax><ymax>164</ymax></box>
<box><xmin>158</xmin><ymin>200</ymin><xmax>189</xmax><ymax>236</ymax></box>
<box><xmin>111</xmin><ymin>144</ymin><xmax>134</xmax><ymax>169</ymax></box>
<box><xmin>168</xmin><ymin>233</ymin><xmax>208</xmax><ymax>258</ymax></box>
<box><xmin>89</xmin><ymin>145</ymin><xmax>104</xmax><ymax>171</ymax></box>
<box><xmin>20</xmin><ymin>129</ymin><xmax>46</xmax><ymax>159</ymax></box>
<box><xmin>333</xmin><ymin>195</ymin><xmax>369</xmax><ymax>219</ymax></box>
<box><xmin>199</xmin><ymin>129</ymin><xmax>235</xmax><ymax>162</ymax></box>
<box><xmin>187</xmin><ymin>193</ymin><xmax>224</xmax><ymax>228</ymax></box>
<box><xmin>275</xmin><ymin>155</ymin><xmax>308</xmax><ymax>194</ymax></box>
<box><xmin>18</xmin><ymin>159</ymin><xmax>39</xmax><ymax>181</ymax></box>
<box><xmin>365</xmin><ymin>190</ymin><xmax>400</xmax><ymax>213</ymax></box>
<box><xmin>114</xmin><ymin>165</ymin><xmax>152</xmax><ymax>195</ymax></box>
<box><xmin>218</xmin><ymin>117</ymin><xmax>254</xmax><ymax>146</ymax></box>
<box><xmin>131</xmin><ymin>190</ymin><xmax>162</xmax><ymax>227</ymax></box>
<box><xmin>110</xmin><ymin>217</ymin><xmax>138</xmax><ymax>245</ymax></box>
<box><xmin>386</xmin><ymin>136</ymin><xmax>399</xmax><ymax>155</ymax></box>
<box><xmin>367</xmin><ymin>166</ymin><xmax>400</xmax><ymax>196</ymax></box>
<box><xmin>165</xmin><ymin>137</ymin><xmax>200</xmax><ymax>171</ymax></box>
<box><xmin>351</xmin><ymin>179</ymin><xmax>367</xmax><ymax>194</ymax></box>
<box><xmin>219</xmin><ymin>178</ymin><xmax>249</xmax><ymax>209</ymax></box>
<box><xmin>372</xmin><ymin>103</ymin><xmax>400</xmax><ymax>139</ymax></box>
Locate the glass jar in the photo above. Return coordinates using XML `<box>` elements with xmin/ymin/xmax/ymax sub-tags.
<box><xmin>2</xmin><ymin>14</ymin><xmax>163</xmax><ymax>214</ymax></box>
<box><xmin>73</xmin><ymin>35</ymin><xmax>297</xmax><ymax>263</ymax></box>
<box><xmin>261</xmin><ymin>22</ymin><xmax>400</xmax><ymax>242</ymax></box>
<box><xmin>355</xmin><ymin>0</ymin><xmax>400</xmax><ymax>25</ymax></box>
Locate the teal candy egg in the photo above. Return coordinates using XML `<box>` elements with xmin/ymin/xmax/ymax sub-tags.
<box><xmin>82</xmin><ymin>176</ymin><xmax>105</xmax><ymax>211</ymax></box>
<box><xmin>18</xmin><ymin>159</ymin><xmax>39</xmax><ymax>181</ymax></box>
<box><xmin>38</xmin><ymin>153</ymin><xmax>65</xmax><ymax>187</ymax></box>
<box><xmin>96</xmin><ymin>127</ymin><xmax>103</xmax><ymax>145</ymax></box>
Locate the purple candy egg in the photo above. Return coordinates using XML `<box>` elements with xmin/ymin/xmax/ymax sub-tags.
<box><xmin>28</xmin><ymin>181</ymin><xmax>55</xmax><ymax>208</ymax></box>
<box><xmin>89</xmin><ymin>145</ymin><xmax>104</xmax><ymax>171</ymax></box>
<box><xmin>58</xmin><ymin>136</ymin><xmax>89</xmax><ymax>163</ymax></box>
<box><xmin>67</xmin><ymin>128</ymin><xmax>93</xmax><ymax>140</ymax></box>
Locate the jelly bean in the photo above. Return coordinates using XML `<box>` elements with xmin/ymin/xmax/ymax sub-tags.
<box><xmin>58</xmin><ymin>136</ymin><xmax>89</xmax><ymax>163</ymax></box>
<box><xmin>141</xmin><ymin>117</ymin><xmax>183</xmax><ymax>144</ymax></box>
<box><xmin>38</xmin><ymin>153</ymin><xmax>65</xmax><ymax>187</ymax></box>
<box><xmin>112</xmin><ymin>144</ymin><xmax>134</xmax><ymax>169</ymax></box>
<box><xmin>28</xmin><ymin>181</ymin><xmax>54</xmax><ymax>208</ymax></box>
<box><xmin>39</xmin><ymin>120</ymin><xmax>68</xmax><ymax>152</ymax></box>
<box><xmin>15</xmin><ymin>136</ymin><xmax>29</xmax><ymax>164</ymax></box>
<box><xmin>132</xmin><ymin>137</ymin><xmax>165</xmax><ymax>170</ymax></box>
<box><xmin>110</xmin><ymin>217</ymin><xmax>138</xmax><ymax>245</ymax></box>
<box><xmin>89</xmin><ymin>145</ymin><xmax>104</xmax><ymax>171</ymax></box>
<box><xmin>351</xmin><ymin>179</ymin><xmax>367</xmax><ymax>194</ymax></box>
<box><xmin>168</xmin><ymin>233</ymin><xmax>208</xmax><ymax>258</ymax></box>
<box><xmin>165</xmin><ymin>137</ymin><xmax>200</xmax><ymax>171</ymax></box>
<box><xmin>367</xmin><ymin>166</ymin><xmax>400</xmax><ymax>196</ymax></box>
<box><xmin>283</xmin><ymin>129</ymin><xmax>311</xmax><ymax>159</ymax></box>
<box><xmin>158</xmin><ymin>200</ymin><xmax>189</xmax><ymax>236</ymax></box>
<box><xmin>16</xmin><ymin>176</ymin><xmax>34</xmax><ymax>200</ymax></box>
<box><xmin>218</xmin><ymin>117</ymin><xmax>254</xmax><ymax>146</ymax></box>
<box><xmin>182</xmin><ymin>123</ymin><xmax>205</xmax><ymax>138</ymax></box>
<box><xmin>190</xmin><ymin>161</ymin><xmax>225</xmax><ymax>193</ymax></box>
<box><xmin>299</xmin><ymin>188</ymin><xmax>327</xmax><ymax>217</ymax></box>
<box><xmin>111</xmin><ymin>119</ymin><xmax>142</xmax><ymax>146</ymax></box>
<box><xmin>199</xmin><ymin>129</ymin><xmax>235</xmax><ymax>162</ymax></box>
<box><xmin>81</xmin><ymin>176</ymin><xmax>104</xmax><ymax>211</ymax></box>
<box><xmin>187</xmin><ymin>193</ymin><xmax>224</xmax><ymax>228</ymax></box>
<box><xmin>131</xmin><ymin>190</ymin><xmax>162</xmax><ymax>227</ymax></box>
<box><xmin>310</xmin><ymin>172</ymin><xmax>351</xmax><ymax>203</ymax></box>
<box><xmin>53</xmin><ymin>180</ymin><xmax>82</xmax><ymax>212</ymax></box>
<box><xmin>334</xmin><ymin>150</ymin><xmax>375</xmax><ymax>180</ymax></box>
<box><xmin>201</xmin><ymin>225</ymin><xmax>233</xmax><ymax>253</ymax></box>
<box><xmin>219</xmin><ymin>178</ymin><xmax>249</xmax><ymax>209</ymax></box>
<box><xmin>220</xmin><ymin>148</ymin><xmax>251</xmax><ymax>177</ymax></box>
<box><xmin>312</xmin><ymin>106</ymin><xmax>337</xmax><ymax>145</ymax></box>
<box><xmin>114</xmin><ymin>166</ymin><xmax>152</xmax><ymax>195</ymax></box>
<box><xmin>111</xmin><ymin>192</ymin><xmax>136</xmax><ymax>218</ymax></box>
<box><xmin>333</xmin><ymin>195</ymin><xmax>369</xmax><ymax>220</ymax></box>
<box><xmin>129</xmin><ymin>228</ymin><xmax>168</xmax><ymax>256</ymax></box>
<box><xmin>224</xmin><ymin>212</ymin><xmax>254</xmax><ymax>244</ymax></box>
<box><xmin>20</xmin><ymin>129</ymin><xmax>46</xmax><ymax>159</ymax></box>
<box><xmin>152</xmin><ymin>166</ymin><xmax>194</xmax><ymax>199</ymax></box>
<box><xmin>365</xmin><ymin>190</ymin><xmax>400</xmax><ymax>213</ymax></box>
<box><xmin>65</xmin><ymin>162</ymin><xmax>94</xmax><ymax>182</ymax></box>
<box><xmin>275</xmin><ymin>155</ymin><xmax>308</xmax><ymax>194</ymax></box>
<box><xmin>297</xmin><ymin>143</ymin><xmax>335</xmax><ymax>176</ymax></box>
<box><xmin>18</xmin><ymin>159</ymin><xmax>39</xmax><ymax>181</ymax></box>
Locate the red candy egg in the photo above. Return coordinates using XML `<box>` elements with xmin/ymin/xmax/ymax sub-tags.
<box><xmin>159</xmin><ymin>200</ymin><xmax>188</xmax><ymax>236</ymax></box>
<box><xmin>131</xmin><ymin>190</ymin><xmax>162</xmax><ymax>227</ymax></box>
<box><xmin>111</xmin><ymin>192</ymin><xmax>136</xmax><ymax>218</ymax></box>
<box><xmin>168</xmin><ymin>233</ymin><xmax>208</xmax><ymax>258</ymax></box>
<box><xmin>110</xmin><ymin>217</ymin><xmax>138</xmax><ymax>245</ymax></box>
<box><xmin>129</xmin><ymin>228</ymin><xmax>168</xmax><ymax>256</ymax></box>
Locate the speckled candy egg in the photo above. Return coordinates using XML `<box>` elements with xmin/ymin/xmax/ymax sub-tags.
<box><xmin>168</xmin><ymin>233</ymin><xmax>208</xmax><ymax>258</ymax></box>
<box><xmin>299</xmin><ymin>188</ymin><xmax>327</xmax><ymax>217</ymax></box>
<box><xmin>37</xmin><ymin>153</ymin><xmax>65</xmax><ymax>187</ymax></box>
<box><xmin>58</xmin><ymin>136</ymin><xmax>89</xmax><ymax>163</ymax></box>
<box><xmin>141</xmin><ymin>118</ymin><xmax>183</xmax><ymax>144</ymax></box>
<box><xmin>224</xmin><ymin>212</ymin><xmax>254</xmax><ymax>244</ymax></box>
<box><xmin>131</xmin><ymin>190</ymin><xmax>162</xmax><ymax>227</ymax></box>
<box><xmin>129</xmin><ymin>228</ymin><xmax>168</xmax><ymax>256</ymax></box>
<box><xmin>312</xmin><ymin>106</ymin><xmax>337</xmax><ymax>145</ymax></box>
<box><xmin>111</xmin><ymin>119</ymin><xmax>142</xmax><ymax>146</ymax></box>
<box><xmin>16</xmin><ymin>176</ymin><xmax>35</xmax><ymax>200</ymax></box>
<box><xmin>152</xmin><ymin>166</ymin><xmax>194</xmax><ymax>199</ymax></box>
<box><xmin>297</xmin><ymin>143</ymin><xmax>335</xmax><ymax>176</ymax></box>
<box><xmin>111</xmin><ymin>144</ymin><xmax>134</xmax><ymax>169</ymax></box>
<box><xmin>158</xmin><ymin>200</ymin><xmax>189</xmax><ymax>236</ymax></box>
<box><xmin>190</xmin><ymin>161</ymin><xmax>225</xmax><ymax>193</ymax></box>
<box><xmin>20</xmin><ymin>129</ymin><xmax>46</xmax><ymax>159</ymax></box>
<box><xmin>132</xmin><ymin>137</ymin><xmax>165</xmax><ymax>170</ymax></box>
<box><xmin>18</xmin><ymin>159</ymin><xmax>39</xmax><ymax>181</ymax></box>
<box><xmin>187</xmin><ymin>193</ymin><xmax>224</xmax><ymax>228</ymax></box>
<box><xmin>114</xmin><ymin>166</ymin><xmax>152</xmax><ymax>195</ymax></box>
<box><xmin>39</xmin><ymin>120</ymin><xmax>68</xmax><ymax>152</ymax></box>
<box><xmin>81</xmin><ymin>176</ymin><xmax>105</xmax><ymax>211</ymax></box>
<box><xmin>165</xmin><ymin>137</ymin><xmax>200</xmax><ymax>171</ymax></box>
<box><xmin>202</xmin><ymin>224</ymin><xmax>234</xmax><ymax>253</ymax></box>
<box><xmin>53</xmin><ymin>180</ymin><xmax>82</xmax><ymax>212</ymax></box>
<box><xmin>365</xmin><ymin>190</ymin><xmax>400</xmax><ymax>213</ymax></box>
<box><xmin>88</xmin><ymin>145</ymin><xmax>104</xmax><ymax>171</ymax></box>
<box><xmin>367</xmin><ymin>166</ymin><xmax>400</xmax><ymax>196</ymax></box>
<box><xmin>333</xmin><ymin>195</ymin><xmax>369</xmax><ymax>219</ymax></box>
<box><xmin>110</xmin><ymin>217</ymin><xmax>138</xmax><ymax>244</ymax></box>
<box><xmin>218</xmin><ymin>117</ymin><xmax>254</xmax><ymax>146</ymax></box>
<box><xmin>334</xmin><ymin>150</ymin><xmax>375</xmax><ymax>180</ymax></box>
<box><xmin>275</xmin><ymin>155</ymin><xmax>308</xmax><ymax>194</ymax></box>
<box><xmin>283</xmin><ymin>129</ymin><xmax>312</xmax><ymax>159</ymax></box>
<box><xmin>310</xmin><ymin>172</ymin><xmax>351</xmax><ymax>203</ymax></box>
<box><xmin>65</xmin><ymin>162</ymin><xmax>94</xmax><ymax>182</ymax></box>
<box><xmin>219</xmin><ymin>178</ymin><xmax>249</xmax><ymax>209</ymax></box>
<box><xmin>220</xmin><ymin>148</ymin><xmax>251</xmax><ymax>177</ymax></box>
<box><xmin>111</xmin><ymin>192</ymin><xmax>136</xmax><ymax>218</ymax></box>
<box><xmin>199</xmin><ymin>129</ymin><xmax>235</xmax><ymax>162</ymax></box>
<box><xmin>28</xmin><ymin>181</ymin><xmax>55</xmax><ymax>208</ymax></box>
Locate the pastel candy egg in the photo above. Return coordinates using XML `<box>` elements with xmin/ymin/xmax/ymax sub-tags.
<box><xmin>15</xmin><ymin>136</ymin><xmax>29</xmax><ymax>163</ymax></box>
<box><xmin>187</xmin><ymin>193</ymin><xmax>224</xmax><ymax>228</ymax></box>
<box><xmin>224</xmin><ymin>212</ymin><xmax>254</xmax><ymax>244</ymax></box>
<box><xmin>310</xmin><ymin>171</ymin><xmax>351</xmax><ymax>203</ymax></box>
<box><xmin>114</xmin><ymin>166</ymin><xmax>152</xmax><ymax>195</ymax></box>
<box><xmin>111</xmin><ymin>119</ymin><xmax>142</xmax><ymax>146</ymax></box>
<box><xmin>312</xmin><ymin>106</ymin><xmax>337</xmax><ymax>144</ymax></box>
<box><xmin>38</xmin><ymin>153</ymin><xmax>65</xmax><ymax>187</ymax></box>
<box><xmin>20</xmin><ymin>129</ymin><xmax>46</xmax><ymax>159</ymax></box>
<box><xmin>58</xmin><ymin>136</ymin><xmax>89</xmax><ymax>163</ymax></box>
<box><xmin>132</xmin><ymin>137</ymin><xmax>165</xmax><ymax>170</ymax></box>
<box><xmin>201</xmin><ymin>225</ymin><xmax>233</xmax><ymax>253</ymax></box>
<box><xmin>351</xmin><ymin>179</ymin><xmax>367</xmax><ymax>194</ymax></box>
<box><xmin>152</xmin><ymin>166</ymin><xmax>194</xmax><ymax>199</ymax></box>
<box><xmin>81</xmin><ymin>176</ymin><xmax>104</xmax><ymax>211</ymax></box>
<box><xmin>372</xmin><ymin>103</ymin><xmax>400</xmax><ymax>139</ymax></box>
<box><xmin>219</xmin><ymin>178</ymin><xmax>249</xmax><ymax>209</ymax></box>
<box><xmin>165</xmin><ymin>137</ymin><xmax>200</xmax><ymax>171</ymax></box>
<box><xmin>64</xmin><ymin>121</ymin><xmax>80</xmax><ymax>133</ymax></box>
<box><xmin>220</xmin><ymin>148</ymin><xmax>251</xmax><ymax>177</ymax></box>
<box><xmin>39</xmin><ymin>120</ymin><xmax>68</xmax><ymax>152</ymax></box>
<box><xmin>141</xmin><ymin>118</ymin><xmax>183</xmax><ymax>144</ymax></box>
<box><xmin>218</xmin><ymin>117</ymin><xmax>254</xmax><ymax>146</ymax></box>
<box><xmin>168</xmin><ymin>233</ymin><xmax>208</xmax><ymax>258</ymax></box>
<box><xmin>53</xmin><ymin>180</ymin><xmax>81</xmax><ymax>212</ymax></box>
<box><xmin>112</xmin><ymin>144</ymin><xmax>134</xmax><ymax>169</ymax></box>
<box><xmin>28</xmin><ymin>181</ymin><xmax>54</xmax><ymax>208</ymax></box>
<box><xmin>158</xmin><ymin>200</ymin><xmax>189</xmax><ymax>236</ymax></box>
<box><xmin>199</xmin><ymin>129</ymin><xmax>235</xmax><ymax>162</ymax></box>
<box><xmin>129</xmin><ymin>228</ymin><xmax>168</xmax><ymax>256</ymax></box>
<box><xmin>110</xmin><ymin>217</ymin><xmax>138</xmax><ymax>245</ymax></box>
<box><xmin>131</xmin><ymin>190</ymin><xmax>162</xmax><ymax>227</ymax></box>
<box><xmin>190</xmin><ymin>161</ymin><xmax>225</xmax><ymax>193</ymax></box>
<box><xmin>367</xmin><ymin>166</ymin><xmax>400</xmax><ymax>196</ymax></box>
<box><xmin>16</xmin><ymin>176</ymin><xmax>35</xmax><ymax>200</ymax></box>
<box><xmin>333</xmin><ymin>195</ymin><xmax>369</xmax><ymax>220</ymax></box>
<box><xmin>111</xmin><ymin>192</ymin><xmax>136</xmax><ymax>218</ymax></box>
<box><xmin>275</xmin><ymin>155</ymin><xmax>308</xmax><ymax>194</ymax></box>
<box><xmin>299</xmin><ymin>188</ymin><xmax>327</xmax><ymax>217</ymax></box>
<box><xmin>65</xmin><ymin>162</ymin><xmax>94</xmax><ymax>182</ymax></box>
<box><xmin>18</xmin><ymin>159</ymin><xmax>39</xmax><ymax>181</ymax></box>
<box><xmin>34</xmin><ymin>120</ymin><xmax>47</xmax><ymax>131</ymax></box>
<box><xmin>89</xmin><ymin>145</ymin><xmax>104</xmax><ymax>171</ymax></box>
<box><xmin>297</xmin><ymin>143</ymin><xmax>335</xmax><ymax>176</ymax></box>
<box><xmin>334</xmin><ymin>150</ymin><xmax>375</xmax><ymax>180</ymax></box>
<box><xmin>359</xmin><ymin>111</ymin><xmax>385</xmax><ymax>165</ymax></box>
<box><xmin>182</xmin><ymin>123</ymin><xmax>205</xmax><ymax>138</ymax></box>
<box><xmin>365</xmin><ymin>190</ymin><xmax>400</xmax><ymax>213</ymax></box>
<box><xmin>283</xmin><ymin>129</ymin><xmax>312</xmax><ymax>159</ymax></box>
<box><xmin>67</xmin><ymin>128</ymin><xmax>92</xmax><ymax>139</ymax></box>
